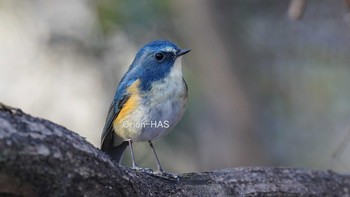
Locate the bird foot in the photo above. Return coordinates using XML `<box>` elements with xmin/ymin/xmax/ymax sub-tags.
<box><xmin>132</xmin><ymin>166</ymin><xmax>154</xmax><ymax>174</ymax></box>
<box><xmin>131</xmin><ymin>166</ymin><xmax>179</xmax><ymax>181</ymax></box>
<box><xmin>152</xmin><ymin>170</ymin><xmax>179</xmax><ymax>181</ymax></box>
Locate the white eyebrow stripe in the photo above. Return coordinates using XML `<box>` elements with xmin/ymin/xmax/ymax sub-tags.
<box><xmin>163</xmin><ymin>47</ymin><xmax>177</xmax><ymax>53</ymax></box>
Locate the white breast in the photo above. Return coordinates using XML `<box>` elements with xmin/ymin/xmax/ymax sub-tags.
<box><xmin>136</xmin><ymin>57</ymin><xmax>188</xmax><ymax>141</ymax></box>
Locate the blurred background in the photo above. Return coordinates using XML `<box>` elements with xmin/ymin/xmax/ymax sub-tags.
<box><xmin>1</xmin><ymin>0</ymin><xmax>350</xmax><ymax>173</ymax></box>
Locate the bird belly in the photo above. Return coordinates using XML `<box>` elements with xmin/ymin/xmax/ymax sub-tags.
<box><xmin>114</xmin><ymin>85</ymin><xmax>187</xmax><ymax>142</ymax></box>
<box><xmin>137</xmin><ymin>96</ymin><xmax>186</xmax><ymax>142</ymax></box>
<box><xmin>114</xmin><ymin>59</ymin><xmax>188</xmax><ymax>142</ymax></box>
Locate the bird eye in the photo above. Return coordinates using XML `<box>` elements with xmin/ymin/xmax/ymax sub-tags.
<box><xmin>155</xmin><ymin>52</ymin><xmax>165</xmax><ymax>61</ymax></box>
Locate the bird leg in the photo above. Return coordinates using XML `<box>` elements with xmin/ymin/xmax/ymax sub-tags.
<box><xmin>149</xmin><ymin>141</ymin><xmax>164</xmax><ymax>172</ymax></box>
<box><xmin>128</xmin><ymin>139</ymin><xmax>138</xmax><ymax>169</ymax></box>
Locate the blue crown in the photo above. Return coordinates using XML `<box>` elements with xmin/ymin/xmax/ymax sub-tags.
<box><xmin>128</xmin><ymin>40</ymin><xmax>181</xmax><ymax>91</ymax></box>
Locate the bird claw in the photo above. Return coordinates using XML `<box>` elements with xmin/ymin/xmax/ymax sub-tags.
<box><xmin>131</xmin><ymin>166</ymin><xmax>179</xmax><ymax>181</ymax></box>
<box><xmin>132</xmin><ymin>166</ymin><xmax>154</xmax><ymax>174</ymax></box>
<box><xmin>152</xmin><ymin>170</ymin><xmax>179</xmax><ymax>181</ymax></box>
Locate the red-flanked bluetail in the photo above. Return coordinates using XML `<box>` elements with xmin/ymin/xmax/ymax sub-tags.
<box><xmin>101</xmin><ymin>40</ymin><xmax>190</xmax><ymax>173</ymax></box>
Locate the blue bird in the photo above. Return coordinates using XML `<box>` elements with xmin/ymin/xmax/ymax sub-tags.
<box><xmin>101</xmin><ymin>40</ymin><xmax>190</xmax><ymax>172</ymax></box>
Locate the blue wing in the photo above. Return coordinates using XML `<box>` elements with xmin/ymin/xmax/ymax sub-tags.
<box><xmin>100</xmin><ymin>73</ymin><xmax>137</xmax><ymax>162</ymax></box>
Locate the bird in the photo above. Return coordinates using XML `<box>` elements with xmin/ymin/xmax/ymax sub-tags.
<box><xmin>101</xmin><ymin>40</ymin><xmax>190</xmax><ymax>173</ymax></box>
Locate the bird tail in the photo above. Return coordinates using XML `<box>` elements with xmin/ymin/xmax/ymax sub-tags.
<box><xmin>107</xmin><ymin>141</ymin><xmax>129</xmax><ymax>164</ymax></box>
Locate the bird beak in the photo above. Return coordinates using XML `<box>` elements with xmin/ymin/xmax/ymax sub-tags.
<box><xmin>176</xmin><ymin>49</ymin><xmax>191</xmax><ymax>57</ymax></box>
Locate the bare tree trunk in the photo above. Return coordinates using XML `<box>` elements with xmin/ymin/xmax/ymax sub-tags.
<box><xmin>0</xmin><ymin>102</ymin><xmax>349</xmax><ymax>196</ymax></box>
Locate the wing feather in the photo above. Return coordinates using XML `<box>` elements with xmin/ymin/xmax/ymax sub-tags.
<box><xmin>100</xmin><ymin>95</ymin><xmax>129</xmax><ymax>151</ymax></box>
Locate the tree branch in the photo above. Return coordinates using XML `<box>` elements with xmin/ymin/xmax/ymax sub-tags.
<box><xmin>0</xmin><ymin>103</ymin><xmax>349</xmax><ymax>196</ymax></box>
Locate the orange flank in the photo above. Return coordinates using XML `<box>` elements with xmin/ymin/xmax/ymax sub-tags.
<box><xmin>115</xmin><ymin>79</ymin><xmax>141</xmax><ymax>124</ymax></box>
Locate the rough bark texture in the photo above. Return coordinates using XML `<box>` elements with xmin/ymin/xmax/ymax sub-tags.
<box><xmin>0</xmin><ymin>103</ymin><xmax>349</xmax><ymax>197</ymax></box>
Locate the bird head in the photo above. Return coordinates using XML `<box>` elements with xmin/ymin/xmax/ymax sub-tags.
<box><xmin>128</xmin><ymin>40</ymin><xmax>190</xmax><ymax>91</ymax></box>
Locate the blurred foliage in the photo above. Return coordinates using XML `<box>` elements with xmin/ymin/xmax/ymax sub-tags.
<box><xmin>96</xmin><ymin>0</ymin><xmax>173</xmax><ymax>38</ymax></box>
